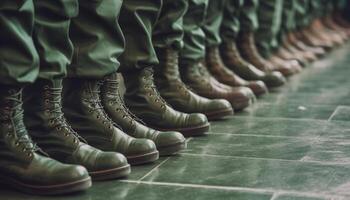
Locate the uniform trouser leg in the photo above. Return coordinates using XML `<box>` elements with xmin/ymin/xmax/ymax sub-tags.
<box><xmin>118</xmin><ymin>0</ymin><xmax>162</xmax><ymax>72</ymax></box>
<box><xmin>202</xmin><ymin>0</ymin><xmax>226</xmax><ymax>47</ymax></box>
<box><xmin>68</xmin><ymin>0</ymin><xmax>124</xmax><ymax>78</ymax></box>
<box><xmin>278</xmin><ymin>0</ymin><xmax>297</xmax><ymax>41</ymax></box>
<box><xmin>33</xmin><ymin>0</ymin><xmax>78</xmax><ymax>81</ymax></box>
<box><xmin>239</xmin><ymin>0</ymin><xmax>259</xmax><ymax>32</ymax></box>
<box><xmin>180</xmin><ymin>0</ymin><xmax>208</xmax><ymax>65</ymax></box>
<box><xmin>153</xmin><ymin>0</ymin><xmax>188</xmax><ymax>51</ymax></box>
<box><xmin>0</xmin><ymin>1</ymin><xmax>39</xmax><ymax>85</ymax></box>
<box><xmin>294</xmin><ymin>0</ymin><xmax>311</xmax><ymax>30</ymax></box>
<box><xmin>220</xmin><ymin>0</ymin><xmax>243</xmax><ymax>42</ymax></box>
<box><xmin>255</xmin><ymin>0</ymin><xmax>283</xmax><ymax>58</ymax></box>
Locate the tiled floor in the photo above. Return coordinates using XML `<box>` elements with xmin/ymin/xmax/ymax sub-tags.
<box><xmin>2</xmin><ymin>45</ymin><xmax>350</xmax><ymax>200</ymax></box>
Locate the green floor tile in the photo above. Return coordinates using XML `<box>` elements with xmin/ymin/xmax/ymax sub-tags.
<box><xmin>210</xmin><ymin>117</ymin><xmax>326</xmax><ymax>138</ymax></box>
<box><xmin>239</xmin><ymin>103</ymin><xmax>337</xmax><ymax>120</ymax></box>
<box><xmin>274</xmin><ymin>195</ymin><xmax>326</xmax><ymax>200</ymax></box>
<box><xmin>185</xmin><ymin>134</ymin><xmax>313</xmax><ymax>160</ymax></box>
<box><xmin>329</xmin><ymin>106</ymin><xmax>350</xmax><ymax>121</ymax></box>
<box><xmin>0</xmin><ymin>182</ymin><xmax>273</xmax><ymax>200</ymax></box>
<box><xmin>142</xmin><ymin>154</ymin><xmax>350</xmax><ymax>197</ymax></box>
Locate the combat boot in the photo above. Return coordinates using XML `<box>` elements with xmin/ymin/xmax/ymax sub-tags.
<box><xmin>123</xmin><ymin>67</ymin><xmax>210</xmax><ymax>137</ymax></box>
<box><xmin>281</xmin><ymin>37</ymin><xmax>317</xmax><ymax>64</ymax></box>
<box><xmin>154</xmin><ymin>48</ymin><xmax>234</xmax><ymax>120</ymax></box>
<box><xmin>287</xmin><ymin>32</ymin><xmax>326</xmax><ymax>58</ymax></box>
<box><xmin>180</xmin><ymin>60</ymin><xmax>255</xmax><ymax>111</ymax></box>
<box><xmin>205</xmin><ymin>46</ymin><xmax>268</xmax><ymax>97</ymax></box>
<box><xmin>238</xmin><ymin>32</ymin><xmax>277</xmax><ymax>72</ymax></box>
<box><xmin>101</xmin><ymin>73</ymin><xmax>187</xmax><ymax>156</ymax></box>
<box><xmin>220</xmin><ymin>40</ymin><xmax>286</xmax><ymax>88</ymax></box>
<box><xmin>62</xmin><ymin>79</ymin><xmax>159</xmax><ymax>165</ymax></box>
<box><xmin>0</xmin><ymin>86</ymin><xmax>91</xmax><ymax>195</ymax></box>
<box><xmin>297</xmin><ymin>29</ymin><xmax>333</xmax><ymax>50</ymax></box>
<box><xmin>23</xmin><ymin>79</ymin><xmax>130</xmax><ymax>180</ymax></box>
<box><xmin>268</xmin><ymin>55</ymin><xmax>302</xmax><ymax>75</ymax></box>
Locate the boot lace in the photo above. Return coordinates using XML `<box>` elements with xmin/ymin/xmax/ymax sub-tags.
<box><xmin>44</xmin><ymin>86</ymin><xmax>86</xmax><ymax>144</ymax></box>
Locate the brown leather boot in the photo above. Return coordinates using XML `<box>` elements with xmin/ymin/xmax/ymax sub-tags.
<box><xmin>268</xmin><ymin>55</ymin><xmax>302</xmax><ymax>76</ymax></box>
<box><xmin>310</xmin><ymin>19</ymin><xmax>343</xmax><ymax>46</ymax></box>
<box><xmin>154</xmin><ymin>48</ymin><xmax>234</xmax><ymax>120</ymax></box>
<box><xmin>296</xmin><ymin>29</ymin><xmax>333</xmax><ymax>51</ymax></box>
<box><xmin>238</xmin><ymin>32</ymin><xmax>275</xmax><ymax>72</ymax></box>
<box><xmin>322</xmin><ymin>15</ymin><xmax>349</xmax><ymax>40</ymax></box>
<box><xmin>220</xmin><ymin>40</ymin><xmax>286</xmax><ymax>88</ymax></box>
<box><xmin>281</xmin><ymin>37</ymin><xmax>317</xmax><ymax>63</ymax></box>
<box><xmin>180</xmin><ymin>60</ymin><xmax>255</xmax><ymax>111</ymax></box>
<box><xmin>205</xmin><ymin>46</ymin><xmax>268</xmax><ymax>96</ymax></box>
<box><xmin>287</xmin><ymin>32</ymin><xmax>326</xmax><ymax>58</ymax></box>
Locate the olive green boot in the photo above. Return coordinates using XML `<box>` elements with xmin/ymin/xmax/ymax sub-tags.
<box><xmin>220</xmin><ymin>40</ymin><xmax>286</xmax><ymax>88</ymax></box>
<box><xmin>0</xmin><ymin>86</ymin><xmax>91</xmax><ymax>195</ymax></box>
<box><xmin>101</xmin><ymin>73</ymin><xmax>186</xmax><ymax>156</ymax></box>
<box><xmin>122</xmin><ymin>67</ymin><xmax>210</xmax><ymax>137</ymax></box>
<box><xmin>23</xmin><ymin>79</ymin><xmax>131</xmax><ymax>180</ymax></box>
<box><xmin>155</xmin><ymin>48</ymin><xmax>234</xmax><ymax>120</ymax></box>
<box><xmin>62</xmin><ymin>79</ymin><xmax>159</xmax><ymax>165</ymax></box>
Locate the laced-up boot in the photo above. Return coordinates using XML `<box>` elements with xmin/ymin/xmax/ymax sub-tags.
<box><xmin>220</xmin><ymin>40</ymin><xmax>286</xmax><ymax>88</ymax></box>
<box><xmin>62</xmin><ymin>79</ymin><xmax>159</xmax><ymax>165</ymax></box>
<box><xmin>23</xmin><ymin>79</ymin><xmax>131</xmax><ymax>180</ymax></box>
<box><xmin>0</xmin><ymin>85</ymin><xmax>91</xmax><ymax>195</ymax></box>
<box><xmin>155</xmin><ymin>48</ymin><xmax>234</xmax><ymax>119</ymax></box>
<box><xmin>206</xmin><ymin>46</ymin><xmax>268</xmax><ymax>96</ymax></box>
<box><xmin>101</xmin><ymin>73</ymin><xmax>186</xmax><ymax>156</ymax></box>
<box><xmin>123</xmin><ymin>67</ymin><xmax>210</xmax><ymax>137</ymax></box>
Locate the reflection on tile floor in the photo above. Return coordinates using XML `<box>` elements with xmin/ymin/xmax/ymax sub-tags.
<box><xmin>2</xmin><ymin>45</ymin><xmax>350</xmax><ymax>200</ymax></box>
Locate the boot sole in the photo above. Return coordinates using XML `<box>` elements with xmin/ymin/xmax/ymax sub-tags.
<box><xmin>127</xmin><ymin>151</ymin><xmax>159</xmax><ymax>166</ymax></box>
<box><xmin>205</xmin><ymin>108</ymin><xmax>234</xmax><ymax>121</ymax></box>
<box><xmin>0</xmin><ymin>175</ymin><xmax>91</xmax><ymax>195</ymax></box>
<box><xmin>90</xmin><ymin>164</ymin><xmax>131</xmax><ymax>181</ymax></box>
<box><xmin>152</xmin><ymin>123</ymin><xmax>210</xmax><ymax>137</ymax></box>
<box><xmin>158</xmin><ymin>140</ymin><xmax>187</xmax><ymax>156</ymax></box>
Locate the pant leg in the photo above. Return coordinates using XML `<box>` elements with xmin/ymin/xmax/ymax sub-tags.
<box><xmin>202</xmin><ymin>0</ymin><xmax>226</xmax><ymax>47</ymax></box>
<box><xmin>33</xmin><ymin>0</ymin><xmax>78</xmax><ymax>81</ymax></box>
<box><xmin>255</xmin><ymin>0</ymin><xmax>283</xmax><ymax>58</ymax></box>
<box><xmin>153</xmin><ymin>0</ymin><xmax>188</xmax><ymax>51</ymax></box>
<box><xmin>294</xmin><ymin>0</ymin><xmax>311</xmax><ymax>29</ymax></box>
<box><xmin>68</xmin><ymin>0</ymin><xmax>124</xmax><ymax>79</ymax></box>
<box><xmin>180</xmin><ymin>0</ymin><xmax>208</xmax><ymax>65</ymax></box>
<box><xmin>118</xmin><ymin>0</ymin><xmax>162</xmax><ymax>72</ymax></box>
<box><xmin>239</xmin><ymin>0</ymin><xmax>259</xmax><ymax>32</ymax></box>
<box><xmin>0</xmin><ymin>0</ymin><xmax>39</xmax><ymax>85</ymax></box>
<box><xmin>220</xmin><ymin>0</ymin><xmax>243</xmax><ymax>42</ymax></box>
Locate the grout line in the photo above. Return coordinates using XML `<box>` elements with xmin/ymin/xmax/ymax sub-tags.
<box><xmin>222</xmin><ymin>115</ymin><xmax>331</xmax><ymax>122</ymax></box>
<box><xmin>328</xmin><ymin>106</ymin><xmax>341</xmax><ymax>121</ymax></box>
<box><xmin>119</xmin><ymin>180</ymin><xmax>345</xmax><ymax>199</ymax></box>
<box><xmin>207</xmin><ymin>132</ymin><xmax>319</xmax><ymax>139</ymax></box>
<box><xmin>138</xmin><ymin>157</ymin><xmax>170</xmax><ymax>181</ymax></box>
<box><xmin>178</xmin><ymin>153</ymin><xmax>350</xmax><ymax>166</ymax></box>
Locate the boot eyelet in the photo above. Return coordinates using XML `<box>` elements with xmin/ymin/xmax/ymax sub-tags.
<box><xmin>96</xmin><ymin>116</ymin><xmax>100</xmax><ymax>119</ymax></box>
<box><xmin>56</xmin><ymin>127</ymin><xmax>62</xmax><ymax>131</ymax></box>
<box><xmin>65</xmin><ymin>133</ymin><xmax>69</xmax><ymax>137</ymax></box>
<box><xmin>45</xmin><ymin>100</ymin><xmax>49</xmax><ymax>104</ymax></box>
<box><xmin>15</xmin><ymin>142</ymin><xmax>19</xmax><ymax>146</ymax></box>
<box><xmin>88</xmin><ymin>110</ymin><xmax>93</xmax><ymax>113</ymax></box>
<box><xmin>27</xmin><ymin>153</ymin><xmax>32</xmax><ymax>157</ymax></box>
<box><xmin>44</xmin><ymin>85</ymin><xmax>49</xmax><ymax>90</ymax></box>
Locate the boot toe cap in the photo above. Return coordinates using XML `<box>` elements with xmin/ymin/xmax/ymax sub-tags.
<box><xmin>155</xmin><ymin>131</ymin><xmax>186</xmax><ymax>148</ymax></box>
<box><xmin>127</xmin><ymin>138</ymin><xmax>158</xmax><ymax>157</ymax></box>
<box><xmin>248</xmin><ymin>81</ymin><xmax>268</xmax><ymax>97</ymax></box>
<box><xmin>95</xmin><ymin>152</ymin><xmax>129</xmax><ymax>171</ymax></box>
<box><xmin>228</xmin><ymin>87</ymin><xmax>255</xmax><ymax>110</ymax></box>
<box><xmin>58</xmin><ymin>165</ymin><xmax>90</xmax><ymax>183</ymax></box>
<box><xmin>264</xmin><ymin>71</ymin><xmax>286</xmax><ymax>87</ymax></box>
<box><xmin>187</xmin><ymin>113</ymin><xmax>209</xmax><ymax>127</ymax></box>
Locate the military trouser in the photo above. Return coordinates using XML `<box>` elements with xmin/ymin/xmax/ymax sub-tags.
<box><xmin>254</xmin><ymin>0</ymin><xmax>283</xmax><ymax>58</ymax></box>
<box><xmin>179</xmin><ymin>0</ymin><xmax>208</xmax><ymax>65</ymax></box>
<box><xmin>220</xmin><ymin>0</ymin><xmax>243</xmax><ymax>42</ymax></box>
<box><xmin>0</xmin><ymin>0</ymin><xmax>123</xmax><ymax>85</ymax></box>
<box><xmin>239</xmin><ymin>0</ymin><xmax>259</xmax><ymax>32</ymax></box>
<box><xmin>68</xmin><ymin>0</ymin><xmax>124</xmax><ymax>79</ymax></box>
<box><xmin>0</xmin><ymin>0</ymin><xmax>76</xmax><ymax>85</ymax></box>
